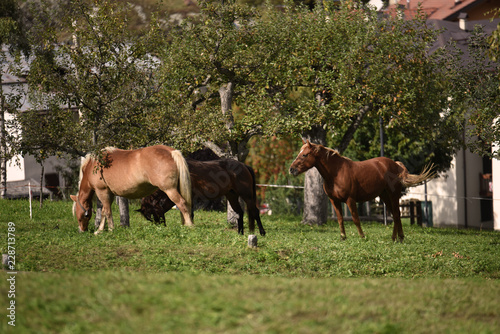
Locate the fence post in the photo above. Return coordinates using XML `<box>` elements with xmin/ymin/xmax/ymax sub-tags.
<box><xmin>410</xmin><ymin>201</ymin><xmax>415</xmax><ymax>225</ymax></box>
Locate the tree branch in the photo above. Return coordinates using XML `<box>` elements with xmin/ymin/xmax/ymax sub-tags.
<box><xmin>337</xmin><ymin>103</ymin><xmax>373</xmax><ymax>154</ymax></box>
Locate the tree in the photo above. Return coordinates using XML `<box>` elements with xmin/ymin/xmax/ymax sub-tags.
<box><xmin>18</xmin><ymin>0</ymin><xmax>166</xmax><ymax>155</ymax></box>
<box><xmin>157</xmin><ymin>0</ymin><xmax>300</xmax><ymax>225</ymax></box>
<box><xmin>9</xmin><ymin>0</ymin><xmax>166</xmax><ymax>221</ymax></box>
<box><xmin>155</xmin><ymin>0</ymin><xmax>463</xmax><ymax>225</ymax></box>
<box><xmin>158</xmin><ymin>0</ymin><xmax>293</xmax><ymax>159</ymax></box>
<box><xmin>1</xmin><ymin>0</ymin><xmax>30</xmax><ymax>198</ymax></box>
<box><xmin>263</xmin><ymin>1</ymin><xmax>462</xmax><ymax>224</ymax></box>
<box><xmin>461</xmin><ymin>21</ymin><xmax>500</xmax><ymax>158</ymax></box>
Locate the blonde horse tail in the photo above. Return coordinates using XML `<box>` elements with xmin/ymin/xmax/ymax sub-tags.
<box><xmin>171</xmin><ymin>150</ymin><xmax>192</xmax><ymax>215</ymax></box>
<box><xmin>397</xmin><ymin>162</ymin><xmax>436</xmax><ymax>188</ymax></box>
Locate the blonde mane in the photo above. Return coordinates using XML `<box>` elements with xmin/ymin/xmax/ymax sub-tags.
<box><xmin>80</xmin><ymin>154</ymin><xmax>93</xmax><ymax>174</ymax></box>
<box><xmin>311</xmin><ymin>143</ymin><xmax>342</xmax><ymax>158</ymax></box>
<box><xmin>103</xmin><ymin>146</ymin><xmax>117</xmax><ymax>153</ymax></box>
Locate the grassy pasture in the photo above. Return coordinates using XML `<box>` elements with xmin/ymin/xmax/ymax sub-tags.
<box><xmin>1</xmin><ymin>199</ymin><xmax>499</xmax><ymax>333</ymax></box>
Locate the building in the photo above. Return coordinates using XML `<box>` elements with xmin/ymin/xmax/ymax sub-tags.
<box><xmin>1</xmin><ymin>47</ymin><xmax>75</xmax><ymax>199</ymax></box>
<box><xmin>383</xmin><ymin>0</ymin><xmax>500</xmax><ymax>230</ymax></box>
<box><xmin>384</xmin><ymin>0</ymin><xmax>499</xmax><ymax>21</ymax></box>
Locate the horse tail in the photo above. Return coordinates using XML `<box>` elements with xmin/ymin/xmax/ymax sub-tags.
<box><xmin>245</xmin><ymin>164</ymin><xmax>258</xmax><ymax>231</ymax></box>
<box><xmin>398</xmin><ymin>162</ymin><xmax>436</xmax><ymax>188</ymax></box>
<box><xmin>246</xmin><ymin>164</ymin><xmax>258</xmax><ymax>204</ymax></box>
<box><xmin>171</xmin><ymin>150</ymin><xmax>192</xmax><ymax>214</ymax></box>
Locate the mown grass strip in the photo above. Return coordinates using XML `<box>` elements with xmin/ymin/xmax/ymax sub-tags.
<box><xmin>1</xmin><ymin>271</ymin><xmax>499</xmax><ymax>334</ymax></box>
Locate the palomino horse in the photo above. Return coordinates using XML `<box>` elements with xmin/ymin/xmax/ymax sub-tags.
<box><xmin>289</xmin><ymin>140</ymin><xmax>434</xmax><ymax>241</ymax></box>
<box><xmin>70</xmin><ymin>145</ymin><xmax>192</xmax><ymax>234</ymax></box>
<box><xmin>137</xmin><ymin>158</ymin><xmax>266</xmax><ymax>236</ymax></box>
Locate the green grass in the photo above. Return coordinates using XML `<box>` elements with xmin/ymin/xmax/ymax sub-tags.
<box><xmin>1</xmin><ymin>199</ymin><xmax>500</xmax><ymax>333</ymax></box>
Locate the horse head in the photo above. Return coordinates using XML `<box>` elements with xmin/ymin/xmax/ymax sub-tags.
<box><xmin>289</xmin><ymin>140</ymin><xmax>318</xmax><ymax>176</ymax></box>
<box><xmin>70</xmin><ymin>194</ymin><xmax>92</xmax><ymax>232</ymax></box>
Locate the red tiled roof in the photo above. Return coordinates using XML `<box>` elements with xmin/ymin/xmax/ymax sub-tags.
<box><xmin>385</xmin><ymin>0</ymin><xmax>493</xmax><ymax>21</ymax></box>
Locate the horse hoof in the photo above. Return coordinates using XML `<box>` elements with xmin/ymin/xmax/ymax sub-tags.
<box><xmin>94</xmin><ymin>230</ymin><xmax>102</xmax><ymax>235</ymax></box>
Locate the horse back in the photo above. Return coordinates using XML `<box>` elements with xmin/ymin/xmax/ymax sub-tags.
<box><xmin>186</xmin><ymin>158</ymin><xmax>254</xmax><ymax>200</ymax></box>
<box><xmin>333</xmin><ymin>157</ymin><xmax>404</xmax><ymax>201</ymax></box>
<box><xmin>93</xmin><ymin>145</ymin><xmax>179</xmax><ymax>198</ymax></box>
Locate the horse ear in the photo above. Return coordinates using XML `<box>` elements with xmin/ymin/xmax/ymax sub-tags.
<box><xmin>306</xmin><ymin>139</ymin><xmax>311</xmax><ymax>146</ymax></box>
<box><xmin>70</xmin><ymin>195</ymin><xmax>77</xmax><ymax>202</ymax></box>
<box><xmin>301</xmin><ymin>138</ymin><xmax>306</xmax><ymax>144</ymax></box>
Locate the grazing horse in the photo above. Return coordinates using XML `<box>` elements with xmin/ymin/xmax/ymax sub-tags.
<box><xmin>137</xmin><ymin>158</ymin><xmax>266</xmax><ymax>236</ymax></box>
<box><xmin>70</xmin><ymin>145</ymin><xmax>192</xmax><ymax>234</ymax></box>
<box><xmin>289</xmin><ymin>140</ymin><xmax>434</xmax><ymax>241</ymax></box>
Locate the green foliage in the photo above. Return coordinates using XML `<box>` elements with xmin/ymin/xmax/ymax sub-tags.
<box><xmin>487</xmin><ymin>8</ymin><xmax>500</xmax><ymax>62</ymax></box>
<box><xmin>8</xmin><ymin>0</ymin><xmax>470</xmax><ymax>166</ymax></box>
<box><xmin>158</xmin><ymin>0</ymin><xmax>294</xmax><ymax>156</ymax></box>
<box><xmin>10</xmin><ymin>0</ymin><xmax>168</xmax><ymax>159</ymax></box>
<box><xmin>460</xmin><ymin>24</ymin><xmax>500</xmax><ymax>158</ymax></box>
<box><xmin>0</xmin><ymin>0</ymin><xmax>30</xmax><ymax>55</ymax></box>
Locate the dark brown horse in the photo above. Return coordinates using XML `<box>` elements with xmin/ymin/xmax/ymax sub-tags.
<box><xmin>137</xmin><ymin>158</ymin><xmax>266</xmax><ymax>236</ymax></box>
<box><xmin>289</xmin><ymin>140</ymin><xmax>434</xmax><ymax>241</ymax></box>
<box><xmin>70</xmin><ymin>145</ymin><xmax>192</xmax><ymax>234</ymax></box>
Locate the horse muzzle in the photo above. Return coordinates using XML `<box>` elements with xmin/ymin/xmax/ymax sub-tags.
<box><xmin>289</xmin><ymin>167</ymin><xmax>299</xmax><ymax>176</ymax></box>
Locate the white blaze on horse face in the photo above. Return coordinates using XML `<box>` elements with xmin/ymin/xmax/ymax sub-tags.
<box><xmin>290</xmin><ymin>145</ymin><xmax>308</xmax><ymax>176</ymax></box>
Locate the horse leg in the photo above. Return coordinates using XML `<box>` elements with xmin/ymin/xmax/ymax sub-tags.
<box><xmin>249</xmin><ymin>206</ymin><xmax>266</xmax><ymax>236</ymax></box>
<box><xmin>241</xmin><ymin>194</ymin><xmax>259</xmax><ymax>235</ymax></box>
<box><xmin>164</xmin><ymin>188</ymin><xmax>193</xmax><ymax>227</ymax></box>
<box><xmin>245</xmin><ymin>197</ymin><xmax>266</xmax><ymax>236</ymax></box>
<box><xmin>332</xmin><ymin>199</ymin><xmax>346</xmax><ymax>240</ymax></box>
<box><xmin>390</xmin><ymin>194</ymin><xmax>404</xmax><ymax>242</ymax></box>
<box><xmin>380</xmin><ymin>192</ymin><xmax>403</xmax><ymax>242</ymax></box>
<box><xmin>227</xmin><ymin>193</ymin><xmax>245</xmax><ymax>235</ymax></box>
<box><xmin>95</xmin><ymin>192</ymin><xmax>114</xmax><ymax>235</ymax></box>
<box><xmin>346</xmin><ymin>198</ymin><xmax>365</xmax><ymax>238</ymax></box>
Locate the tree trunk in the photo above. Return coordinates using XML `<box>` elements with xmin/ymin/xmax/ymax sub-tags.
<box><xmin>337</xmin><ymin>103</ymin><xmax>372</xmax><ymax>154</ymax></box>
<box><xmin>218</xmin><ymin>82</ymin><xmax>238</xmax><ymax>228</ymax></box>
<box><xmin>94</xmin><ymin>198</ymin><xmax>102</xmax><ymax>229</ymax></box>
<box><xmin>301</xmin><ymin>125</ymin><xmax>329</xmax><ymax>225</ymax></box>
<box><xmin>117</xmin><ymin>196</ymin><xmax>130</xmax><ymax>227</ymax></box>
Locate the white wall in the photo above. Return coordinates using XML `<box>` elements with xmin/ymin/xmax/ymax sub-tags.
<box><xmin>494</xmin><ymin>147</ymin><xmax>500</xmax><ymax>231</ymax></box>
<box><xmin>402</xmin><ymin>149</ymin><xmax>492</xmax><ymax>229</ymax></box>
<box><xmin>6</xmin><ymin>155</ymin><xmax>25</xmax><ymax>182</ymax></box>
<box><xmin>459</xmin><ymin>149</ymin><xmax>486</xmax><ymax>229</ymax></box>
<box><xmin>402</xmin><ymin>158</ymin><xmax>459</xmax><ymax>227</ymax></box>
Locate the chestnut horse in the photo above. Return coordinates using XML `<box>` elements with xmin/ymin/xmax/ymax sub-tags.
<box><xmin>70</xmin><ymin>145</ymin><xmax>192</xmax><ymax>234</ymax></box>
<box><xmin>137</xmin><ymin>158</ymin><xmax>266</xmax><ymax>236</ymax></box>
<box><xmin>289</xmin><ymin>140</ymin><xmax>434</xmax><ymax>241</ymax></box>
